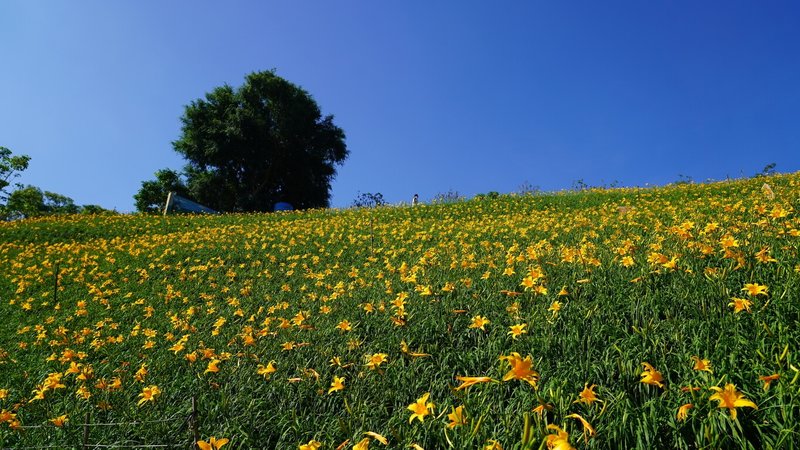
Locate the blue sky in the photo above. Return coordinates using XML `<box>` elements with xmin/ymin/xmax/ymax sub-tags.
<box><xmin>2</xmin><ymin>1</ymin><xmax>799</xmax><ymax>211</ymax></box>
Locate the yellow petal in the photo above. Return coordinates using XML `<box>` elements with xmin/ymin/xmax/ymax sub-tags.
<box><xmin>733</xmin><ymin>398</ymin><xmax>758</xmax><ymax>410</ymax></box>
<box><xmin>364</xmin><ymin>432</ymin><xmax>387</xmax><ymax>445</ymax></box>
<box><xmin>353</xmin><ymin>437</ymin><xmax>370</xmax><ymax>450</ymax></box>
<box><xmin>566</xmin><ymin>413</ymin><xmax>596</xmax><ymax>437</ymax></box>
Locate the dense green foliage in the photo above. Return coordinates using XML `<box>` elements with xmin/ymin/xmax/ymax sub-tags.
<box><xmin>2</xmin><ymin>174</ymin><xmax>799</xmax><ymax>449</ymax></box>
<box><xmin>3</xmin><ymin>185</ymin><xmax>80</xmax><ymax>220</ymax></box>
<box><xmin>133</xmin><ymin>169</ymin><xmax>191</xmax><ymax>214</ymax></box>
<box><xmin>0</xmin><ymin>147</ymin><xmax>31</xmax><ymax>203</ymax></box>
<box><xmin>136</xmin><ymin>71</ymin><xmax>348</xmax><ymax>213</ymax></box>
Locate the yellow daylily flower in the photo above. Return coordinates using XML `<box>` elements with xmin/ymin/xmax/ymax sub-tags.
<box><xmin>507</xmin><ymin>323</ymin><xmax>527</xmax><ymax>339</ymax></box>
<box><xmin>204</xmin><ymin>359</ymin><xmax>221</xmax><ymax>374</ymax></box>
<box><xmin>639</xmin><ymin>362</ymin><xmax>664</xmax><ymax>388</ymax></box>
<box><xmin>299</xmin><ymin>440</ymin><xmax>322</xmax><ymax>450</ymax></box>
<box><xmin>257</xmin><ymin>361</ymin><xmax>277</xmax><ymax>379</ymax></box>
<box><xmin>709</xmin><ymin>383</ymin><xmax>757</xmax><ymax>420</ymax></box>
<box><xmin>566</xmin><ymin>413</ymin><xmax>595</xmax><ymax>439</ymax></box>
<box><xmin>198</xmin><ymin>436</ymin><xmax>229</xmax><ymax>450</ymax></box>
<box><xmin>454</xmin><ymin>375</ymin><xmax>495</xmax><ymax>391</ymax></box>
<box><xmin>353</xmin><ymin>438</ymin><xmax>370</xmax><ymax>450</ymax></box>
<box><xmin>407</xmin><ymin>392</ymin><xmax>434</xmax><ymax>423</ymax></box>
<box><xmin>742</xmin><ymin>283</ymin><xmax>768</xmax><ymax>297</ymax></box>
<box><xmin>447</xmin><ymin>405</ymin><xmax>467</xmax><ymax>428</ymax></box>
<box><xmin>500</xmin><ymin>353</ymin><xmax>539</xmax><ymax>388</ymax></box>
<box><xmin>691</xmin><ymin>356</ymin><xmax>713</xmax><ymax>373</ymax></box>
<box><xmin>545</xmin><ymin>424</ymin><xmax>574</xmax><ymax>450</ymax></box>
<box><xmin>728</xmin><ymin>297</ymin><xmax>752</xmax><ymax>313</ymax></box>
<box><xmin>363</xmin><ymin>431</ymin><xmax>387</xmax><ymax>445</ymax></box>
<box><xmin>137</xmin><ymin>385</ymin><xmax>161</xmax><ymax>406</ymax></box>
<box><xmin>365</xmin><ymin>353</ymin><xmax>388</xmax><ymax>371</ymax></box>
<box><xmin>469</xmin><ymin>315</ymin><xmax>490</xmax><ymax>331</ymax></box>
<box><xmin>328</xmin><ymin>376</ymin><xmax>345</xmax><ymax>394</ymax></box>
<box><xmin>484</xmin><ymin>439</ymin><xmax>504</xmax><ymax>450</ymax></box>
<box><xmin>49</xmin><ymin>414</ymin><xmax>68</xmax><ymax>427</ymax></box>
<box><xmin>400</xmin><ymin>340</ymin><xmax>430</xmax><ymax>357</ymax></box>
<box><xmin>677</xmin><ymin>403</ymin><xmax>693</xmax><ymax>421</ymax></box>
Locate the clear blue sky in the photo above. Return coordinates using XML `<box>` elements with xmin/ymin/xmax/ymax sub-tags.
<box><xmin>2</xmin><ymin>1</ymin><xmax>799</xmax><ymax>211</ymax></box>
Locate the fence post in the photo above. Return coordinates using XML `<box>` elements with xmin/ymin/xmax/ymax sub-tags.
<box><xmin>53</xmin><ymin>263</ymin><xmax>60</xmax><ymax>305</ymax></box>
<box><xmin>190</xmin><ymin>396</ymin><xmax>199</xmax><ymax>449</ymax></box>
<box><xmin>82</xmin><ymin>410</ymin><xmax>91</xmax><ymax>449</ymax></box>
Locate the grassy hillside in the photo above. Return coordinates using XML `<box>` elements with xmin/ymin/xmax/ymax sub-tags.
<box><xmin>1</xmin><ymin>174</ymin><xmax>799</xmax><ymax>449</ymax></box>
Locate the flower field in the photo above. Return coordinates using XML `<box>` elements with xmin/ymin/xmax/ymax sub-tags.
<box><xmin>1</xmin><ymin>174</ymin><xmax>799</xmax><ymax>449</ymax></box>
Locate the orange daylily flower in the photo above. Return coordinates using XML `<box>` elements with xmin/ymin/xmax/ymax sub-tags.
<box><xmin>759</xmin><ymin>373</ymin><xmax>780</xmax><ymax>391</ymax></box>
<box><xmin>204</xmin><ymin>359</ymin><xmax>221</xmax><ymax>374</ymax></box>
<box><xmin>336</xmin><ymin>320</ymin><xmax>352</xmax><ymax>332</ymax></box>
<box><xmin>532</xmin><ymin>399</ymin><xmax>554</xmax><ymax>416</ymax></box>
<box><xmin>574</xmin><ymin>383</ymin><xmax>600</xmax><ymax>405</ymax></box>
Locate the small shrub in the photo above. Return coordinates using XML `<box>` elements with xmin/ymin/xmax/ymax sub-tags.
<box><xmin>431</xmin><ymin>189</ymin><xmax>462</xmax><ymax>204</ymax></box>
<box><xmin>352</xmin><ymin>192</ymin><xmax>385</xmax><ymax>208</ymax></box>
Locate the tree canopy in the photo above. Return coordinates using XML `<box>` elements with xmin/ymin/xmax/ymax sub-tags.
<box><xmin>137</xmin><ymin>70</ymin><xmax>348</xmax><ymax>213</ymax></box>
<box><xmin>1</xmin><ymin>146</ymin><xmax>31</xmax><ymax>203</ymax></box>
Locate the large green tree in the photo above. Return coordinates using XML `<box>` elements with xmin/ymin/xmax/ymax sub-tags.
<box><xmin>137</xmin><ymin>71</ymin><xmax>348</xmax><ymax>212</ymax></box>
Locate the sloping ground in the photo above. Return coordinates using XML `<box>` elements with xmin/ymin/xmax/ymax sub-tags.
<box><xmin>1</xmin><ymin>175</ymin><xmax>799</xmax><ymax>449</ymax></box>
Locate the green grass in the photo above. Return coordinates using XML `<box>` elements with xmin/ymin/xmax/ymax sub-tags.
<box><xmin>1</xmin><ymin>174</ymin><xmax>800</xmax><ymax>449</ymax></box>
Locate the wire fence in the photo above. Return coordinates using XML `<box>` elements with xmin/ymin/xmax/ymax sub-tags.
<box><xmin>1</xmin><ymin>397</ymin><xmax>201</xmax><ymax>450</ymax></box>
<box><xmin>15</xmin><ymin>415</ymin><xmax>186</xmax><ymax>430</ymax></box>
